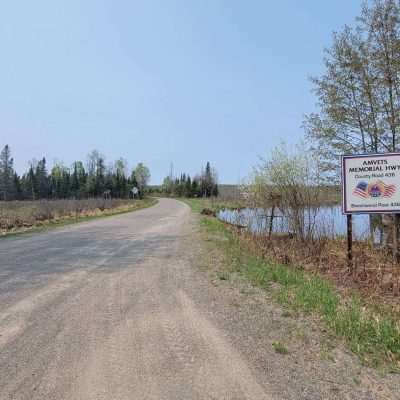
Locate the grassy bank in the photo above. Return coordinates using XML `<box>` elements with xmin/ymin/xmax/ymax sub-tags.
<box><xmin>179</xmin><ymin>197</ymin><xmax>246</xmax><ymax>212</ymax></box>
<box><xmin>0</xmin><ymin>197</ymin><xmax>157</xmax><ymax>238</ymax></box>
<box><xmin>186</xmin><ymin>197</ymin><xmax>400</xmax><ymax>303</ymax></box>
<box><xmin>185</xmin><ymin>198</ymin><xmax>400</xmax><ymax>371</ymax></box>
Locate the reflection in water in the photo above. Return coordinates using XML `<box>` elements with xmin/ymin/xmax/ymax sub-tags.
<box><xmin>217</xmin><ymin>206</ymin><xmax>371</xmax><ymax>240</ymax></box>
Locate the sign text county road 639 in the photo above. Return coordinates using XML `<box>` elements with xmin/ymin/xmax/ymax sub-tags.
<box><xmin>342</xmin><ymin>153</ymin><xmax>400</xmax><ymax>214</ymax></box>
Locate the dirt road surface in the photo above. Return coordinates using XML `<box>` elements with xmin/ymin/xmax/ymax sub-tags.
<box><xmin>1</xmin><ymin>198</ymin><xmax>398</xmax><ymax>400</ymax></box>
<box><xmin>0</xmin><ymin>199</ymin><xmax>276</xmax><ymax>399</ymax></box>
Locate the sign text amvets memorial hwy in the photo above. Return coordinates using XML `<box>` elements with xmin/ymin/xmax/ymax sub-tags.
<box><xmin>342</xmin><ymin>153</ymin><xmax>400</xmax><ymax>214</ymax></box>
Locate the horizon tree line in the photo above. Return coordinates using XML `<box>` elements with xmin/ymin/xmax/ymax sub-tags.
<box><xmin>161</xmin><ymin>161</ymin><xmax>218</xmax><ymax>198</ymax></box>
<box><xmin>0</xmin><ymin>145</ymin><xmax>150</xmax><ymax>201</ymax></box>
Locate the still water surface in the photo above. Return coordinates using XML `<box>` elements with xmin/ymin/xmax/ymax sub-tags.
<box><xmin>217</xmin><ymin>205</ymin><xmax>371</xmax><ymax>240</ymax></box>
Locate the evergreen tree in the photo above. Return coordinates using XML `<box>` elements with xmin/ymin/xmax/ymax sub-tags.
<box><xmin>36</xmin><ymin>158</ymin><xmax>49</xmax><ymax>199</ymax></box>
<box><xmin>86</xmin><ymin>150</ymin><xmax>101</xmax><ymax>197</ymax></box>
<box><xmin>191</xmin><ymin>178</ymin><xmax>199</xmax><ymax>197</ymax></box>
<box><xmin>95</xmin><ymin>156</ymin><xmax>106</xmax><ymax>196</ymax></box>
<box><xmin>50</xmin><ymin>163</ymin><xmax>71</xmax><ymax>198</ymax></box>
<box><xmin>0</xmin><ymin>145</ymin><xmax>16</xmax><ymax>200</ymax></box>
<box><xmin>0</xmin><ymin>145</ymin><xmax>151</xmax><ymax>200</ymax></box>
<box><xmin>160</xmin><ymin>163</ymin><xmax>218</xmax><ymax>198</ymax></box>
<box><xmin>71</xmin><ymin>161</ymin><xmax>86</xmax><ymax>198</ymax></box>
<box><xmin>185</xmin><ymin>175</ymin><xmax>192</xmax><ymax>197</ymax></box>
<box><xmin>13</xmin><ymin>173</ymin><xmax>22</xmax><ymax>200</ymax></box>
<box><xmin>71</xmin><ymin>163</ymin><xmax>80</xmax><ymax>197</ymax></box>
<box><xmin>21</xmin><ymin>165</ymin><xmax>37</xmax><ymax>200</ymax></box>
<box><xmin>200</xmin><ymin>162</ymin><xmax>218</xmax><ymax>197</ymax></box>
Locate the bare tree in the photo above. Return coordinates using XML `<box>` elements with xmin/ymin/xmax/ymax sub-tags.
<box><xmin>305</xmin><ymin>0</ymin><xmax>400</xmax><ymax>245</ymax></box>
<box><xmin>305</xmin><ymin>0</ymin><xmax>400</xmax><ymax>177</ymax></box>
<box><xmin>248</xmin><ymin>142</ymin><xmax>322</xmax><ymax>241</ymax></box>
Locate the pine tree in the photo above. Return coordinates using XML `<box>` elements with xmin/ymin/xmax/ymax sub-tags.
<box><xmin>201</xmin><ymin>162</ymin><xmax>213</xmax><ymax>197</ymax></box>
<box><xmin>0</xmin><ymin>145</ymin><xmax>16</xmax><ymax>200</ymax></box>
<box><xmin>0</xmin><ymin>148</ymin><xmax>152</xmax><ymax>200</ymax></box>
<box><xmin>95</xmin><ymin>156</ymin><xmax>106</xmax><ymax>196</ymax></box>
<box><xmin>36</xmin><ymin>158</ymin><xmax>49</xmax><ymax>199</ymax></box>
<box><xmin>23</xmin><ymin>165</ymin><xmax>37</xmax><ymax>200</ymax></box>
<box><xmin>71</xmin><ymin>163</ymin><xmax>80</xmax><ymax>197</ymax></box>
<box><xmin>13</xmin><ymin>173</ymin><xmax>22</xmax><ymax>200</ymax></box>
<box><xmin>185</xmin><ymin>175</ymin><xmax>192</xmax><ymax>197</ymax></box>
<box><xmin>72</xmin><ymin>161</ymin><xmax>86</xmax><ymax>198</ymax></box>
<box><xmin>191</xmin><ymin>179</ymin><xmax>199</xmax><ymax>197</ymax></box>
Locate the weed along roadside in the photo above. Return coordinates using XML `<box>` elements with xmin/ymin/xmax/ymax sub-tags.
<box><xmin>183</xmin><ymin>198</ymin><xmax>400</xmax><ymax>371</ymax></box>
<box><xmin>0</xmin><ymin>198</ymin><xmax>158</xmax><ymax>238</ymax></box>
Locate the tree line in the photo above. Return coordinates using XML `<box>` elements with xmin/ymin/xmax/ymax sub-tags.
<box><xmin>0</xmin><ymin>145</ymin><xmax>150</xmax><ymax>201</ymax></box>
<box><xmin>160</xmin><ymin>161</ymin><xmax>218</xmax><ymax>197</ymax></box>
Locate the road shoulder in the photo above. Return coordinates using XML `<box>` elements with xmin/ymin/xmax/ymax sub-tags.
<box><xmin>186</xmin><ymin>209</ymin><xmax>400</xmax><ymax>400</ymax></box>
<box><xmin>0</xmin><ymin>198</ymin><xmax>158</xmax><ymax>239</ymax></box>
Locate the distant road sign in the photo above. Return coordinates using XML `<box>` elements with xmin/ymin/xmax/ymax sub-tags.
<box><xmin>342</xmin><ymin>153</ymin><xmax>400</xmax><ymax>214</ymax></box>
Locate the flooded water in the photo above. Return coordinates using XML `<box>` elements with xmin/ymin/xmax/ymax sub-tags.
<box><xmin>217</xmin><ymin>205</ymin><xmax>371</xmax><ymax>240</ymax></box>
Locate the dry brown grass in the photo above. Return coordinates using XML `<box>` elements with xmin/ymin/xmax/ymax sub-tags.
<box><xmin>0</xmin><ymin>198</ymin><xmax>152</xmax><ymax>235</ymax></box>
<box><xmin>200</xmin><ymin>215</ymin><xmax>400</xmax><ymax>369</ymax></box>
<box><xmin>232</xmin><ymin>228</ymin><xmax>400</xmax><ymax>311</ymax></box>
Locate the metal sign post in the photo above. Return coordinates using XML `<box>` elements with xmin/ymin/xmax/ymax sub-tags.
<box><xmin>393</xmin><ymin>214</ymin><xmax>400</xmax><ymax>262</ymax></box>
<box><xmin>347</xmin><ymin>214</ymin><xmax>353</xmax><ymax>272</ymax></box>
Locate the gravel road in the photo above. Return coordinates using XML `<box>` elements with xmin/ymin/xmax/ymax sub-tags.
<box><xmin>0</xmin><ymin>198</ymin><xmax>275</xmax><ymax>399</ymax></box>
<box><xmin>2</xmin><ymin>198</ymin><xmax>398</xmax><ymax>400</ymax></box>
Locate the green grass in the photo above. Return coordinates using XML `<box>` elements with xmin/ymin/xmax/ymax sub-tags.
<box><xmin>0</xmin><ymin>198</ymin><xmax>157</xmax><ymax>239</ymax></box>
<box><xmin>181</xmin><ymin>198</ymin><xmax>207</xmax><ymax>213</ymax></box>
<box><xmin>180</xmin><ymin>197</ymin><xmax>245</xmax><ymax>213</ymax></box>
<box><xmin>190</xmin><ymin>198</ymin><xmax>400</xmax><ymax>370</ymax></box>
<box><xmin>272</xmin><ymin>341</ymin><xmax>289</xmax><ymax>355</ymax></box>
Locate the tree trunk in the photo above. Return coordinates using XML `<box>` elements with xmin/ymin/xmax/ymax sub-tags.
<box><xmin>268</xmin><ymin>205</ymin><xmax>275</xmax><ymax>239</ymax></box>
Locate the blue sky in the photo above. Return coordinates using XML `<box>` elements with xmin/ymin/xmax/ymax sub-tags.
<box><xmin>0</xmin><ymin>1</ymin><xmax>362</xmax><ymax>183</ymax></box>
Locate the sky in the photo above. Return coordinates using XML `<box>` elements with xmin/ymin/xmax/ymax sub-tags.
<box><xmin>0</xmin><ymin>0</ymin><xmax>363</xmax><ymax>184</ymax></box>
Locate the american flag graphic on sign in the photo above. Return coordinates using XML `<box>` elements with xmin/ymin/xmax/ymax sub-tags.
<box><xmin>353</xmin><ymin>181</ymin><xmax>368</xmax><ymax>198</ymax></box>
<box><xmin>353</xmin><ymin>180</ymin><xmax>396</xmax><ymax>199</ymax></box>
<box><xmin>382</xmin><ymin>181</ymin><xmax>396</xmax><ymax>197</ymax></box>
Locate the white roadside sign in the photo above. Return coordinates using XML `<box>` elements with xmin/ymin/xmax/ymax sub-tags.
<box><xmin>342</xmin><ymin>153</ymin><xmax>400</xmax><ymax>214</ymax></box>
